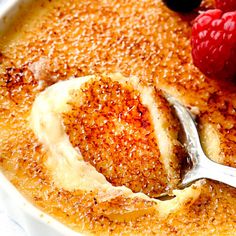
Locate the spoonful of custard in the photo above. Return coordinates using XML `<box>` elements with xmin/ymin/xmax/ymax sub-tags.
<box><xmin>31</xmin><ymin>73</ymin><xmax>236</xmax><ymax>199</ymax></box>
<box><xmin>62</xmin><ymin>74</ymin><xmax>185</xmax><ymax>198</ymax></box>
<box><xmin>62</xmin><ymin>73</ymin><xmax>236</xmax><ymax>197</ymax></box>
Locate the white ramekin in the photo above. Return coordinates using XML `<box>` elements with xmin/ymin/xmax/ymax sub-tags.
<box><xmin>0</xmin><ymin>1</ymin><xmax>82</xmax><ymax>235</ymax></box>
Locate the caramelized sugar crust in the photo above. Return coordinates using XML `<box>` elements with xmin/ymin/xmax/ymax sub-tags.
<box><xmin>1</xmin><ymin>0</ymin><xmax>236</xmax><ymax>235</ymax></box>
<box><xmin>63</xmin><ymin>76</ymin><xmax>176</xmax><ymax>197</ymax></box>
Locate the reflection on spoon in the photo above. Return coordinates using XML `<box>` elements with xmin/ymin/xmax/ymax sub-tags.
<box><xmin>166</xmin><ymin>94</ymin><xmax>236</xmax><ymax>189</ymax></box>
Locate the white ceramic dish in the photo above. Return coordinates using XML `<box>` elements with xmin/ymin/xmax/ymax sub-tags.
<box><xmin>0</xmin><ymin>1</ymin><xmax>82</xmax><ymax>235</ymax></box>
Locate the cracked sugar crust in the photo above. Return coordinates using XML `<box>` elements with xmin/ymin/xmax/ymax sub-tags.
<box><xmin>62</xmin><ymin>74</ymin><xmax>183</xmax><ymax>197</ymax></box>
<box><xmin>1</xmin><ymin>0</ymin><xmax>236</xmax><ymax>235</ymax></box>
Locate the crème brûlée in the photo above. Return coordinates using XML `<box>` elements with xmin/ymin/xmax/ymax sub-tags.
<box><xmin>0</xmin><ymin>0</ymin><xmax>236</xmax><ymax>235</ymax></box>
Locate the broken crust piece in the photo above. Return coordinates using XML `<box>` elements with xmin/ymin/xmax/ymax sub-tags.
<box><xmin>30</xmin><ymin>72</ymin><xmax>202</xmax><ymax>219</ymax></box>
<box><xmin>30</xmin><ymin>74</ymin><xmax>201</xmax><ymax>217</ymax></box>
<box><xmin>31</xmin><ymin>73</ymin><xmax>184</xmax><ymax>197</ymax></box>
<box><xmin>29</xmin><ymin>73</ymin><xmax>203</xmax><ymax>216</ymax></box>
<box><xmin>62</xmin><ymin>73</ymin><xmax>185</xmax><ymax>197</ymax></box>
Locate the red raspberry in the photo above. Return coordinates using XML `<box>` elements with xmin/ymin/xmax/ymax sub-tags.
<box><xmin>191</xmin><ymin>9</ymin><xmax>236</xmax><ymax>80</ymax></box>
<box><xmin>215</xmin><ymin>0</ymin><xmax>236</xmax><ymax>12</ymax></box>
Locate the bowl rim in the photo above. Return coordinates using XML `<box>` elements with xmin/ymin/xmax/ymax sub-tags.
<box><xmin>0</xmin><ymin>172</ymin><xmax>81</xmax><ymax>236</ymax></box>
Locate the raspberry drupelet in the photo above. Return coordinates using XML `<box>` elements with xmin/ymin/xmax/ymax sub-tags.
<box><xmin>191</xmin><ymin>9</ymin><xmax>236</xmax><ymax>80</ymax></box>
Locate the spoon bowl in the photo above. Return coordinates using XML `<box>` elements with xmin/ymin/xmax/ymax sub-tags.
<box><xmin>165</xmin><ymin>94</ymin><xmax>236</xmax><ymax>189</ymax></box>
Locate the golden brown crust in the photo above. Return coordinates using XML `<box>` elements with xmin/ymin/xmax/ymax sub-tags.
<box><xmin>62</xmin><ymin>75</ymin><xmax>182</xmax><ymax>197</ymax></box>
<box><xmin>1</xmin><ymin>0</ymin><xmax>236</xmax><ymax>235</ymax></box>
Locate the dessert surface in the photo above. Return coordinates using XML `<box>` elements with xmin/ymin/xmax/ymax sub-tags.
<box><xmin>0</xmin><ymin>0</ymin><xmax>236</xmax><ymax>235</ymax></box>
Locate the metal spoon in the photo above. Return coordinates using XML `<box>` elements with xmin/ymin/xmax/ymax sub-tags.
<box><xmin>165</xmin><ymin>94</ymin><xmax>236</xmax><ymax>189</ymax></box>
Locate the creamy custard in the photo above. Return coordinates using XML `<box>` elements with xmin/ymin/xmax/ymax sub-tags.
<box><xmin>30</xmin><ymin>72</ymin><xmax>202</xmax><ymax>217</ymax></box>
<box><xmin>30</xmin><ymin>73</ymin><xmax>183</xmax><ymax>196</ymax></box>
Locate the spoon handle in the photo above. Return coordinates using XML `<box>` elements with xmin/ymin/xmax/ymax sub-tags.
<box><xmin>200</xmin><ymin>157</ymin><xmax>236</xmax><ymax>188</ymax></box>
<box><xmin>166</xmin><ymin>94</ymin><xmax>236</xmax><ymax>189</ymax></box>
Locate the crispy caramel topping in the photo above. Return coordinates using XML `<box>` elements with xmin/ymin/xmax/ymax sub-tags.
<box><xmin>63</xmin><ymin>76</ymin><xmax>169</xmax><ymax>197</ymax></box>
